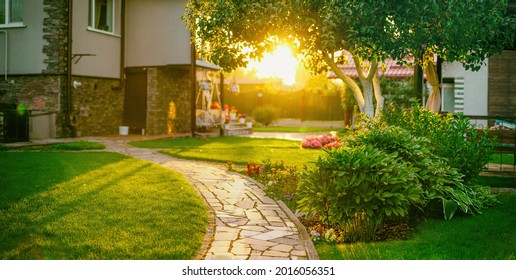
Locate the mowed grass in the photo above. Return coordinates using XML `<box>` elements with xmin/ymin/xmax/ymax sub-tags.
<box><xmin>130</xmin><ymin>136</ymin><xmax>323</xmax><ymax>166</ymax></box>
<box><xmin>0</xmin><ymin>152</ymin><xmax>208</xmax><ymax>260</ymax></box>
<box><xmin>316</xmin><ymin>194</ymin><xmax>516</xmax><ymax>260</ymax></box>
<box><xmin>253</xmin><ymin>126</ymin><xmax>336</xmax><ymax>133</ymax></box>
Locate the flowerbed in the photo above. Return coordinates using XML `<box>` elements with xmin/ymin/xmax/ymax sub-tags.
<box><xmin>301</xmin><ymin>135</ymin><xmax>340</xmax><ymax>149</ymax></box>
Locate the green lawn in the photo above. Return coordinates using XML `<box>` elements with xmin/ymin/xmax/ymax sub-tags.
<box><xmin>130</xmin><ymin>136</ymin><xmax>323</xmax><ymax>166</ymax></box>
<box><xmin>489</xmin><ymin>153</ymin><xmax>514</xmax><ymax>165</ymax></box>
<box><xmin>253</xmin><ymin>126</ymin><xmax>337</xmax><ymax>133</ymax></box>
<box><xmin>0</xmin><ymin>152</ymin><xmax>208</xmax><ymax>260</ymax></box>
<box><xmin>316</xmin><ymin>194</ymin><xmax>516</xmax><ymax>260</ymax></box>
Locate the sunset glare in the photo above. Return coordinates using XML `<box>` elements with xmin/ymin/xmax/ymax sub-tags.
<box><xmin>247</xmin><ymin>45</ymin><xmax>298</xmax><ymax>86</ymax></box>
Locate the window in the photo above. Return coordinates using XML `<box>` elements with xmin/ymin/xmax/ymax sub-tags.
<box><xmin>89</xmin><ymin>0</ymin><xmax>114</xmax><ymax>33</ymax></box>
<box><xmin>0</xmin><ymin>0</ymin><xmax>23</xmax><ymax>26</ymax></box>
<box><xmin>441</xmin><ymin>82</ymin><xmax>455</xmax><ymax>113</ymax></box>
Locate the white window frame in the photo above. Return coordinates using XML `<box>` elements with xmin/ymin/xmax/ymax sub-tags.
<box><xmin>88</xmin><ymin>0</ymin><xmax>116</xmax><ymax>35</ymax></box>
<box><xmin>0</xmin><ymin>0</ymin><xmax>24</xmax><ymax>28</ymax></box>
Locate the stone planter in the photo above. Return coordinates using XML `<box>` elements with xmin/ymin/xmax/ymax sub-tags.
<box><xmin>246</xmin><ymin>122</ymin><xmax>253</xmax><ymax>128</ymax></box>
<box><xmin>230</xmin><ymin>113</ymin><xmax>237</xmax><ymax>120</ymax></box>
<box><xmin>239</xmin><ymin>118</ymin><xmax>245</xmax><ymax>124</ymax></box>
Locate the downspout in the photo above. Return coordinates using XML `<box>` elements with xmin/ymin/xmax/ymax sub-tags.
<box><xmin>190</xmin><ymin>36</ymin><xmax>197</xmax><ymax>136</ymax></box>
<box><xmin>65</xmin><ymin>0</ymin><xmax>76</xmax><ymax>137</ymax></box>
<box><xmin>112</xmin><ymin>0</ymin><xmax>125</xmax><ymax>90</ymax></box>
<box><xmin>0</xmin><ymin>30</ymin><xmax>7</xmax><ymax>81</ymax></box>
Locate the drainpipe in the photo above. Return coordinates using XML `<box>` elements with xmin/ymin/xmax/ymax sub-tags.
<box><xmin>0</xmin><ymin>30</ymin><xmax>7</xmax><ymax>81</ymax></box>
<box><xmin>112</xmin><ymin>0</ymin><xmax>125</xmax><ymax>90</ymax></box>
<box><xmin>190</xmin><ymin>36</ymin><xmax>197</xmax><ymax>136</ymax></box>
<box><xmin>65</xmin><ymin>0</ymin><xmax>76</xmax><ymax>137</ymax></box>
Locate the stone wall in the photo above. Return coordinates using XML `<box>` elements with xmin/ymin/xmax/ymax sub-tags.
<box><xmin>71</xmin><ymin>76</ymin><xmax>124</xmax><ymax>137</ymax></box>
<box><xmin>0</xmin><ymin>75</ymin><xmax>69</xmax><ymax>138</ymax></box>
<box><xmin>147</xmin><ymin>66</ymin><xmax>192</xmax><ymax>135</ymax></box>
<box><xmin>42</xmin><ymin>0</ymin><xmax>68</xmax><ymax>75</ymax></box>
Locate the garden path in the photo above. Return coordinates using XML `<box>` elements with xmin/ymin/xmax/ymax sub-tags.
<box><xmin>97</xmin><ymin>138</ymin><xmax>318</xmax><ymax>260</ymax></box>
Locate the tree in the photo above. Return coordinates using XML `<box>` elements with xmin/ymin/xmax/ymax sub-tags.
<box><xmin>184</xmin><ymin>0</ymin><xmax>515</xmax><ymax>117</ymax></box>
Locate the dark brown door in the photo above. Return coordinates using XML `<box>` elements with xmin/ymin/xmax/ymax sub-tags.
<box><xmin>124</xmin><ymin>68</ymin><xmax>147</xmax><ymax>134</ymax></box>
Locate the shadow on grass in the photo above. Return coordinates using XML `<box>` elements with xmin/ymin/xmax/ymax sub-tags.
<box><xmin>1</xmin><ymin>154</ymin><xmax>208</xmax><ymax>259</ymax></box>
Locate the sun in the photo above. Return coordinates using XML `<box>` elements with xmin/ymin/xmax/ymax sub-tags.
<box><xmin>247</xmin><ymin>45</ymin><xmax>299</xmax><ymax>86</ymax></box>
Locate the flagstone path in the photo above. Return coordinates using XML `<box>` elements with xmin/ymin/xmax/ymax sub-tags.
<box><xmin>97</xmin><ymin>138</ymin><xmax>318</xmax><ymax>260</ymax></box>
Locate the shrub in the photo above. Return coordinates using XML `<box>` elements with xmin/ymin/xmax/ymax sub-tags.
<box><xmin>251</xmin><ymin>105</ymin><xmax>280</xmax><ymax>127</ymax></box>
<box><xmin>297</xmin><ymin>125</ymin><xmax>498</xmax><ymax>242</ymax></box>
<box><xmin>345</xmin><ymin>125</ymin><xmax>496</xmax><ymax>220</ymax></box>
<box><xmin>380</xmin><ymin>104</ymin><xmax>495</xmax><ymax>183</ymax></box>
<box><xmin>297</xmin><ymin>145</ymin><xmax>423</xmax><ymax>241</ymax></box>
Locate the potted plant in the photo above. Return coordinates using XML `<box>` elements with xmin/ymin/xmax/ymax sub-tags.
<box><xmin>238</xmin><ymin>113</ymin><xmax>246</xmax><ymax>124</ymax></box>
<box><xmin>246</xmin><ymin>117</ymin><xmax>253</xmax><ymax>128</ymax></box>
<box><xmin>229</xmin><ymin>106</ymin><xmax>238</xmax><ymax>120</ymax></box>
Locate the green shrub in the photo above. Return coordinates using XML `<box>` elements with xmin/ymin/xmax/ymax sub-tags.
<box><xmin>297</xmin><ymin>125</ymin><xmax>498</xmax><ymax>242</ymax></box>
<box><xmin>380</xmin><ymin>105</ymin><xmax>495</xmax><ymax>183</ymax></box>
<box><xmin>346</xmin><ymin>126</ymin><xmax>496</xmax><ymax>220</ymax></box>
<box><xmin>252</xmin><ymin>105</ymin><xmax>280</xmax><ymax>127</ymax></box>
<box><xmin>297</xmin><ymin>145</ymin><xmax>423</xmax><ymax>241</ymax></box>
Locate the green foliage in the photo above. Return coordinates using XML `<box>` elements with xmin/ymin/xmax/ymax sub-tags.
<box><xmin>297</xmin><ymin>144</ymin><xmax>423</xmax><ymax>241</ymax></box>
<box><xmin>252</xmin><ymin>105</ymin><xmax>280</xmax><ymax>127</ymax></box>
<box><xmin>380</xmin><ymin>105</ymin><xmax>496</xmax><ymax>183</ymax></box>
<box><xmin>297</xmin><ymin>125</ymin><xmax>498</xmax><ymax>242</ymax></box>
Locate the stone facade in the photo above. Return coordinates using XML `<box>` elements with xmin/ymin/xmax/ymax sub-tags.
<box><xmin>71</xmin><ymin>76</ymin><xmax>125</xmax><ymax>137</ymax></box>
<box><xmin>0</xmin><ymin>75</ymin><xmax>68</xmax><ymax>138</ymax></box>
<box><xmin>147</xmin><ymin>66</ymin><xmax>192</xmax><ymax>135</ymax></box>
<box><xmin>42</xmin><ymin>0</ymin><xmax>68</xmax><ymax>75</ymax></box>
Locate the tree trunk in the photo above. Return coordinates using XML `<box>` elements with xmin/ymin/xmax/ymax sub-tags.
<box><xmin>373</xmin><ymin>73</ymin><xmax>384</xmax><ymax>117</ymax></box>
<box><xmin>323</xmin><ymin>55</ymin><xmax>365</xmax><ymax>112</ymax></box>
<box><xmin>360</xmin><ymin>79</ymin><xmax>375</xmax><ymax>118</ymax></box>
<box><xmin>354</xmin><ymin>57</ymin><xmax>378</xmax><ymax>119</ymax></box>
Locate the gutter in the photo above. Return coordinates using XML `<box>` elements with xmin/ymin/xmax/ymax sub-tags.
<box><xmin>65</xmin><ymin>0</ymin><xmax>76</xmax><ymax>137</ymax></box>
<box><xmin>112</xmin><ymin>0</ymin><xmax>125</xmax><ymax>90</ymax></box>
<box><xmin>190</xmin><ymin>37</ymin><xmax>197</xmax><ymax>136</ymax></box>
<box><xmin>0</xmin><ymin>30</ymin><xmax>7</xmax><ymax>81</ymax></box>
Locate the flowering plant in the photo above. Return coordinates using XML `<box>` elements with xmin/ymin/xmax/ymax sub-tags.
<box><xmin>210</xmin><ymin>101</ymin><xmax>221</xmax><ymax>110</ymax></box>
<box><xmin>237</xmin><ymin>113</ymin><xmax>246</xmax><ymax>119</ymax></box>
<box><xmin>301</xmin><ymin>135</ymin><xmax>340</xmax><ymax>149</ymax></box>
<box><xmin>229</xmin><ymin>106</ymin><xmax>238</xmax><ymax>114</ymax></box>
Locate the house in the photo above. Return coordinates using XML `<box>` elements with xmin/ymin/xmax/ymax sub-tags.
<box><xmin>441</xmin><ymin>51</ymin><xmax>516</xmax><ymax>121</ymax></box>
<box><xmin>0</xmin><ymin>0</ymin><xmax>212</xmax><ymax>142</ymax></box>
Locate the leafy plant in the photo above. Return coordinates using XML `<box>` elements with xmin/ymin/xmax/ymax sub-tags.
<box><xmin>345</xmin><ymin>125</ymin><xmax>497</xmax><ymax>220</ymax></box>
<box><xmin>251</xmin><ymin>105</ymin><xmax>280</xmax><ymax>127</ymax></box>
<box><xmin>380</xmin><ymin>104</ymin><xmax>496</xmax><ymax>183</ymax></box>
<box><xmin>297</xmin><ymin>145</ymin><xmax>423</xmax><ymax>242</ymax></box>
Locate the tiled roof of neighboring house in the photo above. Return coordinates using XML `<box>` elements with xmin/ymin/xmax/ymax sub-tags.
<box><xmin>327</xmin><ymin>54</ymin><xmax>415</xmax><ymax>79</ymax></box>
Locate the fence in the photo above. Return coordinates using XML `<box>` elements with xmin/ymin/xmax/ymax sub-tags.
<box><xmin>464</xmin><ymin>115</ymin><xmax>516</xmax><ymax>173</ymax></box>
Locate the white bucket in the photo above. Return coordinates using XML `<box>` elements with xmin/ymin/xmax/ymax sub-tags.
<box><xmin>119</xmin><ymin>126</ymin><xmax>129</xmax><ymax>136</ymax></box>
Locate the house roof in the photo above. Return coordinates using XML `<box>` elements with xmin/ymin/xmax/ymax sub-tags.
<box><xmin>327</xmin><ymin>55</ymin><xmax>415</xmax><ymax>79</ymax></box>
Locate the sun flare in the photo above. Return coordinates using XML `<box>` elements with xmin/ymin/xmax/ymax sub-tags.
<box><xmin>247</xmin><ymin>45</ymin><xmax>298</xmax><ymax>86</ymax></box>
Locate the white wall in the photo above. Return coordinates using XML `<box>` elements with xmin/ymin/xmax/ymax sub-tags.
<box><xmin>441</xmin><ymin>61</ymin><xmax>489</xmax><ymax>116</ymax></box>
<box><xmin>125</xmin><ymin>0</ymin><xmax>191</xmax><ymax>67</ymax></box>
<box><xmin>0</xmin><ymin>0</ymin><xmax>46</xmax><ymax>75</ymax></box>
<box><xmin>72</xmin><ymin>0</ymin><xmax>122</xmax><ymax>78</ymax></box>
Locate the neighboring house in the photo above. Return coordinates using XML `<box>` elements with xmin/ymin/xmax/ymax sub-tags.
<box><xmin>441</xmin><ymin>51</ymin><xmax>516</xmax><ymax>120</ymax></box>
<box><xmin>0</xmin><ymin>0</ymin><xmax>208</xmax><ymax>141</ymax></box>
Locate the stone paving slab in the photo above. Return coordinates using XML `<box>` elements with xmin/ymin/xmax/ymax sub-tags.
<box><xmin>96</xmin><ymin>138</ymin><xmax>318</xmax><ymax>260</ymax></box>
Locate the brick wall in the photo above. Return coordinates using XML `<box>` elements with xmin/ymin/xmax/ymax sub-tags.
<box><xmin>71</xmin><ymin>76</ymin><xmax>124</xmax><ymax>136</ymax></box>
<box><xmin>146</xmin><ymin>66</ymin><xmax>192</xmax><ymax>135</ymax></box>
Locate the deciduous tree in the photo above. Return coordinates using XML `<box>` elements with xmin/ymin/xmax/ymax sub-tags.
<box><xmin>184</xmin><ymin>0</ymin><xmax>515</xmax><ymax>117</ymax></box>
